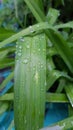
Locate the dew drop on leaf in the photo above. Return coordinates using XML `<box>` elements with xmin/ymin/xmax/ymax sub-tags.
<box><xmin>18</xmin><ymin>52</ymin><xmax>21</xmax><ymax>56</ymax></box>
<box><xmin>29</xmin><ymin>26</ymin><xmax>34</xmax><ymax>33</ymax></box>
<box><xmin>23</xmin><ymin>59</ymin><xmax>28</xmax><ymax>64</ymax></box>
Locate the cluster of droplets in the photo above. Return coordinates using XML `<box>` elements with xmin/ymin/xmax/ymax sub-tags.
<box><xmin>15</xmin><ymin>37</ymin><xmax>24</xmax><ymax>62</ymax></box>
<box><xmin>22</xmin><ymin>59</ymin><xmax>28</xmax><ymax>64</ymax></box>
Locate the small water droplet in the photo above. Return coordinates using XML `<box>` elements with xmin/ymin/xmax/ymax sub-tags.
<box><xmin>37</xmin><ymin>24</ymin><xmax>40</xmax><ymax>28</ymax></box>
<box><xmin>43</xmin><ymin>49</ymin><xmax>46</xmax><ymax>52</ymax></box>
<box><xmin>19</xmin><ymin>49</ymin><xmax>22</xmax><ymax>52</ymax></box>
<box><xmin>19</xmin><ymin>46</ymin><xmax>22</xmax><ymax>49</ymax></box>
<box><xmin>38</xmin><ymin>48</ymin><xmax>40</xmax><ymax>51</ymax></box>
<box><xmin>45</xmin><ymin>81</ymin><xmax>47</xmax><ymax>86</ymax></box>
<box><xmin>20</xmin><ymin>37</ymin><xmax>24</xmax><ymax>42</ymax></box>
<box><xmin>41</xmin><ymin>65</ymin><xmax>43</xmax><ymax>68</ymax></box>
<box><xmin>29</xmin><ymin>26</ymin><xmax>34</xmax><ymax>33</ymax></box>
<box><xmin>58</xmin><ymin>12</ymin><xmax>60</xmax><ymax>16</ymax></box>
<box><xmin>26</xmin><ymin>45</ymin><xmax>30</xmax><ymax>49</ymax></box>
<box><xmin>18</xmin><ymin>52</ymin><xmax>21</xmax><ymax>56</ymax></box>
<box><xmin>23</xmin><ymin>59</ymin><xmax>28</xmax><ymax>64</ymax></box>
<box><xmin>24</xmin><ymin>119</ymin><xmax>27</xmax><ymax>124</ymax></box>
<box><xmin>16</xmin><ymin>59</ymin><xmax>19</xmax><ymax>62</ymax></box>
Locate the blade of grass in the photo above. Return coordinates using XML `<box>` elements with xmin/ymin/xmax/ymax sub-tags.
<box><xmin>56</xmin><ymin>78</ymin><xmax>66</xmax><ymax>93</ymax></box>
<box><xmin>0</xmin><ymin>58</ymin><xmax>14</xmax><ymax>69</ymax></box>
<box><xmin>0</xmin><ymin>72</ymin><xmax>14</xmax><ymax>91</ymax></box>
<box><xmin>0</xmin><ymin>22</ymin><xmax>53</xmax><ymax>48</ymax></box>
<box><xmin>0</xmin><ymin>101</ymin><xmax>9</xmax><ymax>115</ymax></box>
<box><xmin>0</xmin><ymin>93</ymin><xmax>13</xmax><ymax>101</ymax></box>
<box><xmin>24</xmin><ymin>0</ymin><xmax>73</xmax><ymax>73</ymax></box>
<box><xmin>46</xmin><ymin>93</ymin><xmax>69</xmax><ymax>103</ymax></box>
<box><xmin>55</xmin><ymin>21</ymin><xmax>73</xmax><ymax>29</ymax></box>
<box><xmin>46</xmin><ymin>8</ymin><xmax>59</xmax><ymax>25</ymax></box>
<box><xmin>0</xmin><ymin>28</ymin><xmax>15</xmax><ymax>41</ymax></box>
<box><xmin>65</xmin><ymin>82</ymin><xmax>73</xmax><ymax>107</ymax></box>
<box><xmin>47</xmin><ymin>70</ymin><xmax>73</xmax><ymax>90</ymax></box>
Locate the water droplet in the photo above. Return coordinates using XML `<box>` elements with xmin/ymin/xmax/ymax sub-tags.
<box><xmin>23</xmin><ymin>59</ymin><xmax>28</xmax><ymax>64</ymax></box>
<box><xmin>37</xmin><ymin>24</ymin><xmax>40</xmax><ymax>28</ymax></box>
<box><xmin>58</xmin><ymin>12</ymin><xmax>60</xmax><ymax>16</ymax></box>
<box><xmin>16</xmin><ymin>41</ymin><xmax>18</xmax><ymax>44</ymax></box>
<box><xmin>19</xmin><ymin>46</ymin><xmax>22</xmax><ymax>49</ymax></box>
<box><xmin>24</xmin><ymin>119</ymin><xmax>27</xmax><ymax>124</ymax></box>
<box><xmin>26</xmin><ymin>45</ymin><xmax>30</xmax><ymax>49</ymax></box>
<box><xmin>20</xmin><ymin>37</ymin><xmax>24</xmax><ymax>42</ymax></box>
<box><xmin>16</xmin><ymin>59</ymin><xmax>19</xmax><ymax>62</ymax></box>
<box><xmin>38</xmin><ymin>48</ymin><xmax>40</xmax><ymax>51</ymax></box>
<box><xmin>29</xmin><ymin>26</ymin><xmax>34</xmax><ymax>33</ymax></box>
<box><xmin>19</xmin><ymin>49</ymin><xmax>22</xmax><ymax>52</ymax></box>
<box><xmin>45</xmin><ymin>81</ymin><xmax>47</xmax><ymax>86</ymax></box>
<box><xmin>18</xmin><ymin>52</ymin><xmax>21</xmax><ymax>56</ymax></box>
<box><xmin>41</xmin><ymin>65</ymin><xmax>43</xmax><ymax>68</ymax></box>
<box><xmin>34</xmin><ymin>71</ymin><xmax>38</xmax><ymax>82</ymax></box>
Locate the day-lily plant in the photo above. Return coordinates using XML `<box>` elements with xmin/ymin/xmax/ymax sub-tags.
<box><xmin>0</xmin><ymin>0</ymin><xmax>73</xmax><ymax>130</ymax></box>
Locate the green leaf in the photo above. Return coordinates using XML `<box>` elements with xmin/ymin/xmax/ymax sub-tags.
<box><xmin>49</xmin><ymin>29</ymin><xmax>73</xmax><ymax>73</ymax></box>
<box><xmin>0</xmin><ymin>101</ymin><xmax>9</xmax><ymax>115</ymax></box>
<box><xmin>46</xmin><ymin>8</ymin><xmax>59</xmax><ymax>25</ymax></box>
<box><xmin>0</xmin><ymin>72</ymin><xmax>14</xmax><ymax>90</ymax></box>
<box><xmin>0</xmin><ymin>28</ymin><xmax>15</xmax><ymax>41</ymax></box>
<box><xmin>65</xmin><ymin>82</ymin><xmax>73</xmax><ymax>107</ymax></box>
<box><xmin>0</xmin><ymin>93</ymin><xmax>13</xmax><ymax>101</ymax></box>
<box><xmin>0</xmin><ymin>58</ymin><xmax>14</xmax><ymax>69</ymax></box>
<box><xmin>55</xmin><ymin>21</ymin><xmax>73</xmax><ymax>29</ymax></box>
<box><xmin>14</xmin><ymin>34</ymin><xmax>46</xmax><ymax>130</ymax></box>
<box><xmin>46</xmin><ymin>93</ymin><xmax>68</xmax><ymax>103</ymax></box>
<box><xmin>47</xmin><ymin>70</ymin><xmax>73</xmax><ymax>90</ymax></box>
<box><xmin>56</xmin><ymin>78</ymin><xmax>66</xmax><ymax>93</ymax></box>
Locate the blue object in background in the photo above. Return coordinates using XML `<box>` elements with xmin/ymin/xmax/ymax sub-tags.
<box><xmin>0</xmin><ymin>111</ymin><xmax>14</xmax><ymax>130</ymax></box>
<box><xmin>44</xmin><ymin>103</ymin><xmax>68</xmax><ymax>127</ymax></box>
<box><xmin>0</xmin><ymin>103</ymin><xmax>68</xmax><ymax>130</ymax></box>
